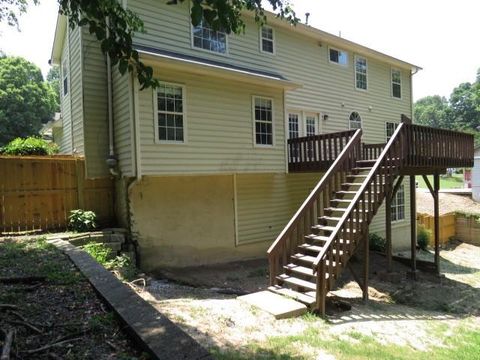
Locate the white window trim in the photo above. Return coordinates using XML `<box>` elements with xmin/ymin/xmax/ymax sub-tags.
<box><xmin>349</xmin><ymin>111</ymin><xmax>362</xmax><ymax>130</ymax></box>
<box><xmin>391</xmin><ymin>184</ymin><xmax>405</xmax><ymax>223</ymax></box>
<box><xmin>252</xmin><ymin>95</ymin><xmax>275</xmax><ymax>148</ymax></box>
<box><xmin>391</xmin><ymin>68</ymin><xmax>402</xmax><ymax>100</ymax></box>
<box><xmin>153</xmin><ymin>82</ymin><xmax>188</xmax><ymax>145</ymax></box>
<box><xmin>287</xmin><ymin>111</ymin><xmax>302</xmax><ymax>139</ymax></box>
<box><xmin>328</xmin><ymin>46</ymin><xmax>349</xmax><ymax>67</ymax></box>
<box><xmin>304</xmin><ymin>112</ymin><xmax>319</xmax><ymax>136</ymax></box>
<box><xmin>62</xmin><ymin>57</ymin><xmax>69</xmax><ymax>97</ymax></box>
<box><xmin>385</xmin><ymin>122</ymin><xmax>398</xmax><ymax>142</ymax></box>
<box><xmin>190</xmin><ymin>16</ymin><xmax>229</xmax><ymax>56</ymax></box>
<box><xmin>259</xmin><ymin>25</ymin><xmax>276</xmax><ymax>55</ymax></box>
<box><xmin>354</xmin><ymin>55</ymin><xmax>368</xmax><ymax>92</ymax></box>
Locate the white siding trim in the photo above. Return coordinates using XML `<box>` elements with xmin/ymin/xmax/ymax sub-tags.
<box><xmin>152</xmin><ymin>82</ymin><xmax>188</xmax><ymax>145</ymax></box>
<box><xmin>252</xmin><ymin>95</ymin><xmax>275</xmax><ymax>148</ymax></box>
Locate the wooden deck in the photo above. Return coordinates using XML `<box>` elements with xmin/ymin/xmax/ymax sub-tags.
<box><xmin>288</xmin><ymin>124</ymin><xmax>474</xmax><ymax>174</ymax></box>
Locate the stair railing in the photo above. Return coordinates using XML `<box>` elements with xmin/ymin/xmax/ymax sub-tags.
<box><xmin>312</xmin><ymin>122</ymin><xmax>406</xmax><ymax>310</ymax></box>
<box><xmin>267</xmin><ymin>129</ymin><xmax>363</xmax><ymax>286</ymax></box>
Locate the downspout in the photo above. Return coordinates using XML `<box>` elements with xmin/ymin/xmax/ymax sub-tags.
<box><xmin>105</xmin><ymin>16</ymin><xmax>118</xmax><ymax>176</ymax></box>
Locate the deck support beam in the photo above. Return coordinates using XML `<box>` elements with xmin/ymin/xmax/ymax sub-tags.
<box><xmin>363</xmin><ymin>231</ymin><xmax>369</xmax><ymax>303</ymax></box>
<box><xmin>433</xmin><ymin>173</ymin><xmax>440</xmax><ymax>273</ymax></box>
<box><xmin>409</xmin><ymin>175</ymin><xmax>417</xmax><ymax>276</ymax></box>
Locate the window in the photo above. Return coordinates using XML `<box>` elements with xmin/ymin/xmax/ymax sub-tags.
<box><xmin>260</xmin><ymin>26</ymin><xmax>275</xmax><ymax>54</ymax></box>
<box><xmin>305</xmin><ymin>115</ymin><xmax>317</xmax><ymax>136</ymax></box>
<box><xmin>329</xmin><ymin>48</ymin><xmax>348</xmax><ymax>65</ymax></box>
<box><xmin>62</xmin><ymin>58</ymin><xmax>68</xmax><ymax>96</ymax></box>
<box><xmin>192</xmin><ymin>18</ymin><xmax>227</xmax><ymax>54</ymax></box>
<box><xmin>155</xmin><ymin>83</ymin><xmax>185</xmax><ymax>142</ymax></box>
<box><xmin>391</xmin><ymin>184</ymin><xmax>405</xmax><ymax>221</ymax></box>
<box><xmin>349</xmin><ymin>112</ymin><xmax>362</xmax><ymax>130</ymax></box>
<box><xmin>392</xmin><ymin>69</ymin><xmax>402</xmax><ymax>98</ymax></box>
<box><xmin>355</xmin><ymin>56</ymin><xmax>367</xmax><ymax>90</ymax></box>
<box><xmin>254</xmin><ymin>97</ymin><xmax>273</xmax><ymax>146</ymax></box>
<box><xmin>288</xmin><ymin>113</ymin><xmax>300</xmax><ymax>139</ymax></box>
<box><xmin>385</xmin><ymin>122</ymin><xmax>398</xmax><ymax>141</ymax></box>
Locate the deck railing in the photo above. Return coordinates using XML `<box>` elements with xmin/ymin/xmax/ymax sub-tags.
<box><xmin>287</xmin><ymin>130</ymin><xmax>357</xmax><ymax>172</ymax></box>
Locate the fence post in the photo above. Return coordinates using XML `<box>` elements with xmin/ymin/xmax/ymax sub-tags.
<box><xmin>76</xmin><ymin>159</ymin><xmax>85</xmax><ymax>210</ymax></box>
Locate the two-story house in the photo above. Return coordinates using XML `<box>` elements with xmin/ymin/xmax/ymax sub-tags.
<box><xmin>49</xmin><ymin>1</ymin><xmax>420</xmax><ymax>271</ymax></box>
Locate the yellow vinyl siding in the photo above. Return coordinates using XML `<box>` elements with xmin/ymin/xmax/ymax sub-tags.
<box><xmin>69</xmin><ymin>26</ymin><xmax>84</xmax><ymax>154</ymax></box>
<box><xmin>136</xmin><ymin>68</ymin><xmax>285</xmax><ymax>175</ymax></box>
<box><xmin>58</xmin><ymin>27</ymin><xmax>72</xmax><ymax>154</ymax></box>
<box><xmin>81</xmin><ymin>29</ymin><xmax>109</xmax><ymax>178</ymax></box>
<box><xmin>113</xmin><ymin>69</ymin><xmax>134</xmax><ymax>177</ymax></box>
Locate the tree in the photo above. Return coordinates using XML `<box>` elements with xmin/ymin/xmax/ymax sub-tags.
<box><xmin>0</xmin><ymin>56</ymin><xmax>57</xmax><ymax>145</ymax></box>
<box><xmin>413</xmin><ymin>95</ymin><xmax>452</xmax><ymax>129</ymax></box>
<box><xmin>449</xmin><ymin>81</ymin><xmax>480</xmax><ymax>131</ymax></box>
<box><xmin>1</xmin><ymin>0</ymin><xmax>298</xmax><ymax>89</ymax></box>
<box><xmin>46</xmin><ymin>65</ymin><xmax>60</xmax><ymax>112</ymax></box>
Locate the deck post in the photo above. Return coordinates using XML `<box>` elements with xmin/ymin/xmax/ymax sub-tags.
<box><xmin>385</xmin><ymin>191</ymin><xmax>392</xmax><ymax>272</ymax></box>
<box><xmin>433</xmin><ymin>172</ymin><xmax>440</xmax><ymax>273</ymax></box>
<box><xmin>409</xmin><ymin>175</ymin><xmax>417</xmax><ymax>276</ymax></box>
<box><xmin>363</xmin><ymin>231</ymin><xmax>369</xmax><ymax>303</ymax></box>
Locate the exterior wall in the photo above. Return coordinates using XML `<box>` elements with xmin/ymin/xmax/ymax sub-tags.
<box><xmin>52</xmin><ymin>127</ymin><xmax>64</xmax><ymax>152</ymax></box>
<box><xmin>112</xmin><ymin>69</ymin><xmax>135</xmax><ymax>177</ymax></box>
<box><xmin>69</xmin><ymin>26</ymin><xmax>84</xmax><ymax>154</ymax></box>
<box><xmin>473</xmin><ymin>148</ymin><xmax>480</xmax><ymax>202</ymax></box>
<box><xmin>136</xmin><ymin>67</ymin><xmax>285</xmax><ymax>175</ymax></box>
<box><xmin>81</xmin><ymin>29</ymin><xmax>109</xmax><ymax>178</ymax></box>
<box><xmin>58</xmin><ymin>27</ymin><xmax>72</xmax><ymax>154</ymax></box>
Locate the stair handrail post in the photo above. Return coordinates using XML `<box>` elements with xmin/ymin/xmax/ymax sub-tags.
<box><xmin>313</xmin><ymin>122</ymin><xmax>406</xmax><ymax>271</ymax></box>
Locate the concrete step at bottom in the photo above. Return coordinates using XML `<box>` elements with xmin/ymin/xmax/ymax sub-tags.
<box><xmin>238</xmin><ymin>290</ymin><xmax>307</xmax><ymax>319</ymax></box>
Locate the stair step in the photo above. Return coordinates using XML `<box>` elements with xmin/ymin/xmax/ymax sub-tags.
<box><xmin>284</xmin><ymin>263</ymin><xmax>316</xmax><ymax>277</ymax></box>
<box><xmin>291</xmin><ymin>253</ymin><xmax>337</xmax><ymax>267</ymax></box>
<box><xmin>268</xmin><ymin>285</ymin><xmax>316</xmax><ymax>306</ymax></box>
<box><xmin>312</xmin><ymin>225</ymin><xmax>337</xmax><ymax>232</ymax></box>
<box><xmin>277</xmin><ymin>274</ymin><xmax>317</xmax><ymax>291</ymax></box>
<box><xmin>304</xmin><ymin>234</ymin><xmax>351</xmax><ymax>245</ymax></box>
<box><xmin>352</xmin><ymin>167</ymin><xmax>372</xmax><ymax>171</ymax></box>
<box><xmin>298</xmin><ymin>243</ymin><xmax>324</xmax><ymax>252</ymax></box>
<box><xmin>347</xmin><ymin>174</ymin><xmax>368</xmax><ymax>178</ymax></box>
<box><xmin>356</xmin><ymin>159</ymin><xmax>377</xmax><ymax>164</ymax></box>
<box><xmin>319</xmin><ymin>216</ymin><xmax>364</xmax><ymax>223</ymax></box>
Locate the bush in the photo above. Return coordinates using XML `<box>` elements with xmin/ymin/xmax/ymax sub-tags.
<box><xmin>417</xmin><ymin>226</ymin><xmax>430</xmax><ymax>250</ymax></box>
<box><xmin>68</xmin><ymin>209</ymin><xmax>97</xmax><ymax>232</ymax></box>
<box><xmin>0</xmin><ymin>137</ymin><xmax>59</xmax><ymax>156</ymax></box>
<box><xmin>369</xmin><ymin>233</ymin><xmax>386</xmax><ymax>252</ymax></box>
<box><xmin>83</xmin><ymin>242</ymin><xmax>112</xmax><ymax>264</ymax></box>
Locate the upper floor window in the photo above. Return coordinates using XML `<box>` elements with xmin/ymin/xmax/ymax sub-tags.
<box><xmin>392</xmin><ymin>69</ymin><xmax>402</xmax><ymax>98</ymax></box>
<box><xmin>253</xmin><ymin>97</ymin><xmax>273</xmax><ymax>146</ymax></box>
<box><xmin>260</xmin><ymin>26</ymin><xmax>275</xmax><ymax>54</ymax></box>
<box><xmin>62</xmin><ymin>58</ymin><xmax>68</xmax><ymax>96</ymax></box>
<box><xmin>355</xmin><ymin>56</ymin><xmax>367</xmax><ymax>90</ymax></box>
<box><xmin>349</xmin><ymin>111</ymin><xmax>362</xmax><ymax>130</ymax></box>
<box><xmin>155</xmin><ymin>82</ymin><xmax>186</xmax><ymax>143</ymax></box>
<box><xmin>385</xmin><ymin>122</ymin><xmax>398</xmax><ymax>141</ymax></box>
<box><xmin>192</xmin><ymin>19</ymin><xmax>227</xmax><ymax>54</ymax></box>
<box><xmin>391</xmin><ymin>184</ymin><xmax>405</xmax><ymax>221</ymax></box>
<box><xmin>329</xmin><ymin>47</ymin><xmax>348</xmax><ymax>66</ymax></box>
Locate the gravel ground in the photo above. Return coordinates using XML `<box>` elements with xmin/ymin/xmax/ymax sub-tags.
<box><xmin>416</xmin><ymin>190</ymin><xmax>480</xmax><ymax>215</ymax></box>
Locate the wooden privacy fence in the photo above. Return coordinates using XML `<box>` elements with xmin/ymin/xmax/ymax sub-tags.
<box><xmin>455</xmin><ymin>214</ymin><xmax>480</xmax><ymax>246</ymax></box>
<box><xmin>0</xmin><ymin>156</ymin><xmax>114</xmax><ymax>233</ymax></box>
<box><xmin>417</xmin><ymin>212</ymin><xmax>456</xmax><ymax>245</ymax></box>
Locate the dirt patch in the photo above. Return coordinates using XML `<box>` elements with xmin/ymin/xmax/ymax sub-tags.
<box><xmin>137</xmin><ymin>242</ymin><xmax>480</xmax><ymax>357</ymax></box>
<box><xmin>416</xmin><ymin>190</ymin><xmax>480</xmax><ymax>216</ymax></box>
<box><xmin>0</xmin><ymin>237</ymin><xmax>146</xmax><ymax>359</ymax></box>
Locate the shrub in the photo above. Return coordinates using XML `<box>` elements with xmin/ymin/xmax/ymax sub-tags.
<box><xmin>68</xmin><ymin>209</ymin><xmax>97</xmax><ymax>232</ymax></box>
<box><xmin>369</xmin><ymin>233</ymin><xmax>386</xmax><ymax>252</ymax></box>
<box><xmin>1</xmin><ymin>137</ymin><xmax>59</xmax><ymax>156</ymax></box>
<box><xmin>417</xmin><ymin>226</ymin><xmax>430</xmax><ymax>250</ymax></box>
<box><xmin>83</xmin><ymin>242</ymin><xmax>111</xmax><ymax>264</ymax></box>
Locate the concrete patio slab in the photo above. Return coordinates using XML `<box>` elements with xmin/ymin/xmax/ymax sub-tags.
<box><xmin>238</xmin><ymin>290</ymin><xmax>307</xmax><ymax>319</ymax></box>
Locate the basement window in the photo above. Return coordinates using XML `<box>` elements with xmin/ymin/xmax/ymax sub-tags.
<box><xmin>155</xmin><ymin>82</ymin><xmax>186</xmax><ymax>143</ymax></box>
<box><xmin>254</xmin><ymin>97</ymin><xmax>273</xmax><ymax>146</ymax></box>
<box><xmin>391</xmin><ymin>184</ymin><xmax>405</xmax><ymax>221</ymax></box>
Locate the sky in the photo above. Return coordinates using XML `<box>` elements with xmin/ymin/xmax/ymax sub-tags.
<box><xmin>0</xmin><ymin>0</ymin><xmax>479</xmax><ymax>101</ymax></box>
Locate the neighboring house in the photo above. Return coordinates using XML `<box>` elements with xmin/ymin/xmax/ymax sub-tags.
<box><xmin>49</xmin><ymin>2</ymin><xmax>419</xmax><ymax>271</ymax></box>
<box><xmin>50</xmin><ymin>2</ymin><xmax>474</xmax><ymax>315</ymax></box>
<box><xmin>473</xmin><ymin>146</ymin><xmax>480</xmax><ymax>202</ymax></box>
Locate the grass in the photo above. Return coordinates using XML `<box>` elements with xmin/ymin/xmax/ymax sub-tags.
<box><xmin>416</xmin><ymin>173</ymin><xmax>465</xmax><ymax>189</ymax></box>
<box><xmin>211</xmin><ymin>325</ymin><xmax>480</xmax><ymax>360</ymax></box>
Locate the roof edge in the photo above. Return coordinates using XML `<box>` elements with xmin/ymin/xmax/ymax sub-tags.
<box><xmin>50</xmin><ymin>13</ymin><xmax>67</xmax><ymax>65</ymax></box>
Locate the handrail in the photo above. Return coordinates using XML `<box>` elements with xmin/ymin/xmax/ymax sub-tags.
<box><xmin>267</xmin><ymin>129</ymin><xmax>362</xmax><ymax>255</ymax></box>
<box><xmin>312</xmin><ymin>123</ymin><xmax>405</xmax><ymax>269</ymax></box>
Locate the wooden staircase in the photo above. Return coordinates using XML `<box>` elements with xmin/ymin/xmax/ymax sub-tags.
<box><xmin>267</xmin><ymin>124</ymin><xmax>406</xmax><ymax>315</ymax></box>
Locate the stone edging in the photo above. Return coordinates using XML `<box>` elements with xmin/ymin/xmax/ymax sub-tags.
<box><xmin>49</xmin><ymin>239</ymin><xmax>212</xmax><ymax>360</ymax></box>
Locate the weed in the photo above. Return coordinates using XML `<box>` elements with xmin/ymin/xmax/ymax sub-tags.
<box><xmin>83</xmin><ymin>242</ymin><xmax>112</xmax><ymax>264</ymax></box>
<box><xmin>68</xmin><ymin>209</ymin><xmax>97</xmax><ymax>232</ymax></box>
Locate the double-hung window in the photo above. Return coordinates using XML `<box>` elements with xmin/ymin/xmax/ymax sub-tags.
<box><xmin>329</xmin><ymin>47</ymin><xmax>348</xmax><ymax>65</ymax></box>
<box><xmin>260</xmin><ymin>26</ymin><xmax>275</xmax><ymax>54</ymax></box>
<box><xmin>385</xmin><ymin>122</ymin><xmax>398</xmax><ymax>142</ymax></box>
<box><xmin>391</xmin><ymin>184</ymin><xmax>405</xmax><ymax>221</ymax></box>
<box><xmin>254</xmin><ymin>97</ymin><xmax>273</xmax><ymax>146</ymax></box>
<box><xmin>355</xmin><ymin>56</ymin><xmax>367</xmax><ymax>90</ymax></box>
<box><xmin>288</xmin><ymin>113</ymin><xmax>300</xmax><ymax>139</ymax></box>
<box><xmin>62</xmin><ymin>58</ymin><xmax>68</xmax><ymax>96</ymax></box>
<box><xmin>392</xmin><ymin>69</ymin><xmax>402</xmax><ymax>98</ymax></box>
<box><xmin>192</xmin><ymin>19</ymin><xmax>227</xmax><ymax>54</ymax></box>
<box><xmin>155</xmin><ymin>83</ymin><xmax>186</xmax><ymax>143</ymax></box>
<box><xmin>305</xmin><ymin>115</ymin><xmax>317</xmax><ymax>136</ymax></box>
